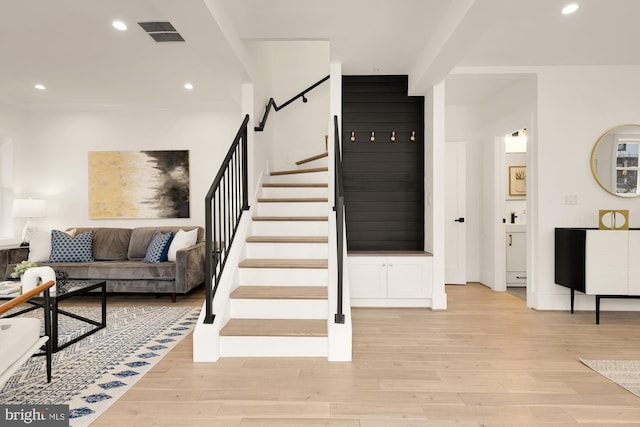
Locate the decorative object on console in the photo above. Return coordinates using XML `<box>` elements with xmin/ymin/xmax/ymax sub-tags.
<box><xmin>599</xmin><ymin>209</ymin><xmax>629</xmax><ymax>230</ymax></box>
<box><xmin>11</xmin><ymin>198</ymin><xmax>46</xmax><ymax>246</ymax></box>
<box><xmin>88</xmin><ymin>150</ymin><xmax>190</xmax><ymax>219</ymax></box>
<box><xmin>21</xmin><ymin>266</ymin><xmax>56</xmax><ymax>293</ymax></box>
<box><xmin>54</xmin><ymin>270</ymin><xmax>68</xmax><ymax>286</ymax></box>
<box><xmin>10</xmin><ymin>260</ymin><xmax>37</xmax><ymax>279</ymax></box>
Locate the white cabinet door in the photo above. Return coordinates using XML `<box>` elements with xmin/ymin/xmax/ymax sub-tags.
<box><xmin>506</xmin><ymin>232</ymin><xmax>526</xmax><ymax>272</ymax></box>
<box><xmin>628</xmin><ymin>232</ymin><xmax>640</xmax><ymax>295</ymax></box>
<box><xmin>586</xmin><ymin>231</ymin><xmax>628</xmax><ymax>295</ymax></box>
<box><xmin>348</xmin><ymin>257</ymin><xmax>387</xmax><ymax>298</ymax></box>
<box><xmin>387</xmin><ymin>258</ymin><xmax>427</xmax><ymax>298</ymax></box>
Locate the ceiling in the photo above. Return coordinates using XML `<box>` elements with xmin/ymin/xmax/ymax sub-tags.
<box><xmin>2</xmin><ymin>0</ymin><xmax>640</xmax><ymax>111</ymax></box>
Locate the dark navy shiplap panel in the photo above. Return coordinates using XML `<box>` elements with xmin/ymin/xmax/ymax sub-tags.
<box><xmin>342</xmin><ymin>75</ymin><xmax>424</xmax><ymax>251</ymax></box>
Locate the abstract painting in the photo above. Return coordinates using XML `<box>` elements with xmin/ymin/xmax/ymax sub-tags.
<box><xmin>89</xmin><ymin>150</ymin><xmax>190</xmax><ymax>219</ymax></box>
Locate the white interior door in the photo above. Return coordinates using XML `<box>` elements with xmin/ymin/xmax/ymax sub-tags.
<box><xmin>445</xmin><ymin>141</ymin><xmax>467</xmax><ymax>284</ymax></box>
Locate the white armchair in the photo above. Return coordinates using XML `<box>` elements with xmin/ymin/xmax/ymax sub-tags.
<box><xmin>0</xmin><ymin>280</ymin><xmax>54</xmax><ymax>388</ymax></box>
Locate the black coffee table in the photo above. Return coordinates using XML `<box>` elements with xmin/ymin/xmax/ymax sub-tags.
<box><xmin>7</xmin><ymin>280</ymin><xmax>107</xmax><ymax>352</ymax></box>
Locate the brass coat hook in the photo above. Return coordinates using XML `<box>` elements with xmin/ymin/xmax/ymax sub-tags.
<box><xmin>370</xmin><ymin>131</ymin><xmax>375</xmax><ymax>142</ymax></box>
<box><xmin>410</xmin><ymin>130</ymin><xmax>416</xmax><ymax>142</ymax></box>
<box><xmin>350</xmin><ymin>131</ymin><xmax>355</xmax><ymax>142</ymax></box>
<box><xmin>391</xmin><ymin>131</ymin><xmax>396</xmax><ymax>142</ymax></box>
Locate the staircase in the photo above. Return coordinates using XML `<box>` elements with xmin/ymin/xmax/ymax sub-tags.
<box><xmin>218</xmin><ymin>152</ymin><xmax>331</xmax><ymax>357</ymax></box>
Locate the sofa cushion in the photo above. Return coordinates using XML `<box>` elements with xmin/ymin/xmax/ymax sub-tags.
<box><xmin>144</xmin><ymin>232</ymin><xmax>173</xmax><ymax>263</ymax></box>
<box><xmin>128</xmin><ymin>226</ymin><xmax>202</xmax><ymax>260</ymax></box>
<box><xmin>68</xmin><ymin>228</ymin><xmax>131</xmax><ymax>261</ymax></box>
<box><xmin>28</xmin><ymin>229</ymin><xmax>52</xmax><ymax>262</ymax></box>
<box><xmin>167</xmin><ymin>228</ymin><xmax>198</xmax><ymax>262</ymax></box>
<box><xmin>49</xmin><ymin>230</ymin><xmax>94</xmax><ymax>262</ymax></box>
<box><xmin>37</xmin><ymin>260</ymin><xmax>176</xmax><ymax>281</ymax></box>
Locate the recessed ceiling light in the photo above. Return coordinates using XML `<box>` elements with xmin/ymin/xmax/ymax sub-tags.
<box><xmin>184</xmin><ymin>83</ymin><xmax>194</xmax><ymax>90</ymax></box>
<box><xmin>561</xmin><ymin>3</ymin><xmax>579</xmax><ymax>15</ymax></box>
<box><xmin>34</xmin><ymin>84</ymin><xmax>46</xmax><ymax>91</ymax></box>
<box><xmin>112</xmin><ymin>20</ymin><xmax>127</xmax><ymax>31</ymax></box>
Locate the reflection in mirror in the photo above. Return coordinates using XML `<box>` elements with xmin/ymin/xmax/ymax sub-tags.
<box><xmin>591</xmin><ymin>124</ymin><xmax>640</xmax><ymax>197</ymax></box>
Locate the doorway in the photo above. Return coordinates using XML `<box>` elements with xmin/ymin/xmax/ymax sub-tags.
<box><xmin>504</xmin><ymin>128</ymin><xmax>527</xmax><ymax>299</ymax></box>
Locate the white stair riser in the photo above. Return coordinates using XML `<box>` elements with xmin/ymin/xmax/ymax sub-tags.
<box><xmin>246</xmin><ymin>242</ymin><xmax>328</xmax><ymax>259</ymax></box>
<box><xmin>252</xmin><ymin>221</ymin><xmax>328</xmax><ymax>236</ymax></box>
<box><xmin>230</xmin><ymin>299</ymin><xmax>328</xmax><ymax>319</ymax></box>
<box><xmin>219</xmin><ymin>336</ymin><xmax>327</xmax><ymax>357</ymax></box>
<box><xmin>257</xmin><ymin>202</ymin><xmax>327</xmax><ymax>216</ymax></box>
<box><xmin>261</xmin><ymin>187</ymin><xmax>328</xmax><ymax>198</ymax></box>
<box><xmin>268</xmin><ymin>171</ymin><xmax>328</xmax><ymax>184</ymax></box>
<box><xmin>239</xmin><ymin>268</ymin><xmax>327</xmax><ymax>285</ymax></box>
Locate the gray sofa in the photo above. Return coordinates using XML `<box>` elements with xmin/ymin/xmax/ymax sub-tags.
<box><xmin>4</xmin><ymin>226</ymin><xmax>205</xmax><ymax>302</ymax></box>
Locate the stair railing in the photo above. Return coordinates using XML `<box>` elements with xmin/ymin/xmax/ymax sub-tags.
<box><xmin>333</xmin><ymin>114</ymin><xmax>345</xmax><ymax>324</ymax></box>
<box><xmin>204</xmin><ymin>114</ymin><xmax>250</xmax><ymax>324</ymax></box>
<box><xmin>254</xmin><ymin>75</ymin><xmax>330</xmax><ymax>132</ymax></box>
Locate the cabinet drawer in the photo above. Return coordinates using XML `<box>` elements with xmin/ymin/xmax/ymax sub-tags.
<box><xmin>506</xmin><ymin>271</ymin><xmax>526</xmax><ymax>284</ymax></box>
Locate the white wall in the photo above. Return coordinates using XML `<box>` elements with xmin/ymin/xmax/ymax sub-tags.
<box><xmin>536</xmin><ymin>65</ymin><xmax>640</xmax><ymax>310</ymax></box>
<box><xmin>12</xmin><ymin>108</ymin><xmax>240</xmax><ymax>233</ymax></box>
<box><xmin>0</xmin><ymin>103</ymin><xmax>27</xmax><ymax>243</ymax></box>
<box><xmin>263</xmin><ymin>41</ymin><xmax>330</xmax><ymax>170</ymax></box>
<box><xmin>246</xmin><ymin>41</ymin><xmax>330</xmax><ymax>172</ymax></box>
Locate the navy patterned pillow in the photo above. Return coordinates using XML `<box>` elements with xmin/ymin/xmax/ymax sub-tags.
<box><xmin>144</xmin><ymin>231</ymin><xmax>173</xmax><ymax>263</ymax></box>
<box><xmin>49</xmin><ymin>230</ymin><xmax>94</xmax><ymax>262</ymax></box>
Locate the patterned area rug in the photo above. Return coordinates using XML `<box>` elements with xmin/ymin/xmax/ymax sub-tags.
<box><xmin>580</xmin><ymin>358</ymin><xmax>640</xmax><ymax>397</ymax></box>
<box><xmin>0</xmin><ymin>305</ymin><xmax>199</xmax><ymax>426</ymax></box>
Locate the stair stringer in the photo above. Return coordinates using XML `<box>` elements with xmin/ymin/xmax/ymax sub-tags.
<box><xmin>192</xmin><ymin>171</ymin><xmax>264</xmax><ymax>363</ymax></box>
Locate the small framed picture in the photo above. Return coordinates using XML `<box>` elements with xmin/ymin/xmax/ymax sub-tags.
<box><xmin>509</xmin><ymin>166</ymin><xmax>526</xmax><ymax>197</ymax></box>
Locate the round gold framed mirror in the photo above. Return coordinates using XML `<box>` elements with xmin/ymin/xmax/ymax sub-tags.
<box><xmin>591</xmin><ymin>124</ymin><xmax>640</xmax><ymax>197</ymax></box>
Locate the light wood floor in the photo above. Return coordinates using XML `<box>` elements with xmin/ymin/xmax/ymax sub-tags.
<box><xmin>80</xmin><ymin>283</ymin><xmax>640</xmax><ymax>426</ymax></box>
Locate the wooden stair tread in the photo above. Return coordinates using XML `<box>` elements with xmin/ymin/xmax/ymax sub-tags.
<box><xmin>231</xmin><ymin>285</ymin><xmax>328</xmax><ymax>300</ymax></box>
<box><xmin>247</xmin><ymin>236</ymin><xmax>328</xmax><ymax>243</ymax></box>
<box><xmin>220</xmin><ymin>319</ymin><xmax>327</xmax><ymax>337</ymax></box>
<box><xmin>252</xmin><ymin>216</ymin><xmax>328</xmax><ymax>221</ymax></box>
<box><xmin>270</xmin><ymin>167</ymin><xmax>328</xmax><ymax>176</ymax></box>
<box><xmin>295</xmin><ymin>152</ymin><xmax>328</xmax><ymax>165</ymax></box>
<box><xmin>257</xmin><ymin>197</ymin><xmax>328</xmax><ymax>203</ymax></box>
<box><xmin>262</xmin><ymin>183</ymin><xmax>328</xmax><ymax>188</ymax></box>
<box><xmin>239</xmin><ymin>258</ymin><xmax>328</xmax><ymax>269</ymax></box>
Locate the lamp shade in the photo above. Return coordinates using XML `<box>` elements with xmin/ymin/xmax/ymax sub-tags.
<box><xmin>12</xmin><ymin>198</ymin><xmax>46</xmax><ymax>218</ymax></box>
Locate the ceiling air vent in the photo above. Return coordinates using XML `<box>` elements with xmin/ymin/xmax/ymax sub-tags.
<box><xmin>138</xmin><ymin>21</ymin><xmax>185</xmax><ymax>42</ymax></box>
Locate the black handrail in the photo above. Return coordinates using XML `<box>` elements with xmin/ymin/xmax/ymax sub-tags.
<box><xmin>204</xmin><ymin>114</ymin><xmax>250</xmax><ymax>324</ymax></box>
<box><xmin>254</xmin><ymin>75</ymin><xmax>330</xmax><ymax>132</ymax></box>
<box><xmin>333</xmin><ymin>115</ymin><xmax>345</xmax><ymax>324</ymax></box>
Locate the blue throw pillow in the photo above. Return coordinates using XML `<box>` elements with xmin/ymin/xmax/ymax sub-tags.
<box><xmin>49</xmin><ymin>230</ymin><xmax>94</xmax><ymax>262</ymax></box>
<box><xmin>144</xmin><ymin>231</ymin><xmax>173</xmax><ymax>263</ymax></box>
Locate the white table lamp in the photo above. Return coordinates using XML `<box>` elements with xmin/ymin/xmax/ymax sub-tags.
<box><xmin>12</xmin><ymin>198</ymin><xmax>46</xmax><ymax>246</ymax></box>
